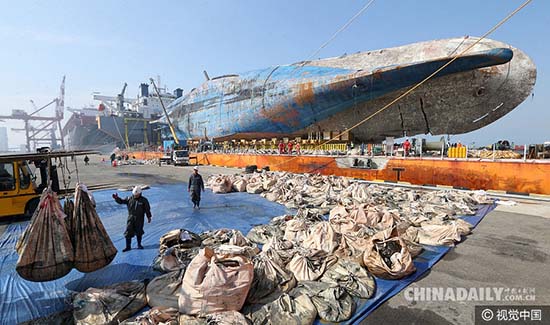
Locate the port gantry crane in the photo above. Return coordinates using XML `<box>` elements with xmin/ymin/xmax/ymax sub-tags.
<box><xmin>0</xmin><ymin>76</ymin><xmax>66</xmax><ymax>152</ymax></box>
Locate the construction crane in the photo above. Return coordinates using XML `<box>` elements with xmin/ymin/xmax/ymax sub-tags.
<box><xmin>150</xmin><ymin>78</ymin><xmax>179</xmax><ymax>145</ymax></box>
<box><xmin>0</xmin><ymin>76</ymin><xmax>66</xmax><ymax>152</ymax></box>
<box><xmin>93</xmin><ymin>83</ymin><xmax>136</xmax><ymax>116</ymax></box>
<box><xmin>117</xmin><ymin>82</ymin><xmax>127</xmax><ymax>113</ymax></box>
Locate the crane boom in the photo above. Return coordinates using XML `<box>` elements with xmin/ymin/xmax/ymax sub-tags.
<box><xmin>150</xmin><ymin>78</ymin><xmax>179</xmax><ymax>145</ymax></box>
<box><xmin>117</xmin><ymin>82</ymin><xmax>128</xmax><ymax>112</ymax></box>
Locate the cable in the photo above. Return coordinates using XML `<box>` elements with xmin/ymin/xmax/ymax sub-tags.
<box><xmin>73</xmin><ymin>155</ymin><xmax>80</xmax><ymax>183</ymax></box>
<box><xmin>270</xmin><ymin>0</ymin><xmax>533</xmax><ymax>169</ymax></box>
<box><xmin>290</xmin><ymin>0</ymin><xmax>376</xmax><ymax>77</ymax></box>
<box><xmin>46</xmin><ymin>153</ymin><xmax>51</xmax><ymax>188</ymax></box>
<box><xmin>58</xmin><ymin>157</ymin><xmax>70</xmax><ymax>194</ymax></box>
<box><xmin>304</xmin><ymin>0</ymin><xmax>376</xmax><ymax>65</ymax></box>
<box><xmin>329</xmin><ymin>0</ymin><xmax>532</xmax><ymax>143</ymax></box>
<box><xmin>112</xmin><ymin>115</ymin><xmax>128</xmax><ymax>149</ymax></box>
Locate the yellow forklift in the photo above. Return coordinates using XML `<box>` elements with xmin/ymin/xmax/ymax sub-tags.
<box><xmin>0</xmin><ymin>149</ymin><xmax>97</xmax><ymax>218</ymax></box>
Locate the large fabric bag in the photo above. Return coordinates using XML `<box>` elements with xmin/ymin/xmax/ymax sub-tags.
<box><xmin>246</xmin><ymin>252</ymin><xmax>296</xmax><ymax>304</ymax></box>
<box><xmin>302</xmin><ymin>221</ymin><xmax>340</xmax><ymax>253</ymax></box>
<box><xmin>363</xmin><ymin>228</ymin><xmax>416</xmax><ymax>280</ymax></box>
<box><xmin>244</xmin><ymin>293</ymin><xmax>317</xmax><ymax>325</ymax></box>
<box><xmin>16</xmin><ymin>188</ymin><xmax>74</xmax><ymax>282</ymax></box>
<box><xmin>73</xmin><ymin>281</ymin><xmax>147</xmax><ymax>325</ymax></box>
<box><xmin>178</xmin><ymin>247</ymin><xmax>254</xmax><ymax>315</ymax></box>
<box><xmin>72</xmin><ymin>184</ymin><xmax>117</xmax><ymax>272</ymax></box>
<box><xmin>147</xmin><ymin>269</ymin><xmax>184</xmax><ymax>308</ymax></box>
<box><xmin>211</xmin><ymin>175</ymin><xmax>233</xmax><ymax>193</ymax></box>
<box><xmin>232</xmin><ymin>178</ymin><xmax>248</xmax><ymax>192</ymax></box>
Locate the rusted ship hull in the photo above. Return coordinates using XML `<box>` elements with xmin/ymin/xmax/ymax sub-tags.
<box><xmin>164</xmin><ymin>37</ymin><xmax>536</xmax><ymax>142</ymax></box>
<box><xmin>191</xmin><ymin>153</ymin><xmax>550</xmax><ymax>195</ymax></box>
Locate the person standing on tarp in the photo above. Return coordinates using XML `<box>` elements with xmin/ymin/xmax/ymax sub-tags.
<box><xmin>188</xmin><ymin>166</ymin><xmax>205</xmax><ymax>209</ymax></box>
<box><xmin>112</xmin><ymin>186</ymin><xmax>152</xmax><ymax>252</ymax></box>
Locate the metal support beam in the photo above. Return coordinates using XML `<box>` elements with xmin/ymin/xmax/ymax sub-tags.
<box><xmin>143</xmin><ymin>120</ymin><xmax>148</xmax><ymax>145</ymax></box>
<box><xmin>29</xmin><ymin>121</ymin><xmax>55</xmax><ymax>138</ymax></box>
<box><xmin>25</xmin><ymin>121</ymin><xmax>30</xmax><ymax>152</ymax></box>
<box><xmin>124</xmin><ymin>118</ymin><xmax>129</xmax><ymax>148</ymax></box>
<box><xmin>57</xmin><ymin>119</ymin><xmax>65</xmax><ymax>149</ymax></box>
<box><xmin>150</xmin><ymin>78</ymin><xmax>179</xmax><ymax>145</ymax></box>
<box><xmin>0</xmin><ymin>115</ymin><xmax>59</xmax><ymax>121</ymax></box>
<box><xmin>29</xmin><ymin>99</ymin><xmax>56</xmax><ymax>117</ymax></box>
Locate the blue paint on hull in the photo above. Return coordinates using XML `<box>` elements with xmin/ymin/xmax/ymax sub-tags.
<box><xmin>164</xmin><ymin>48</ymin><xmax>513</xmax><ymax>140</ymax></box>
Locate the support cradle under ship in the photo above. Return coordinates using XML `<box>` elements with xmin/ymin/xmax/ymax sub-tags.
<box><xmin>162</xmin><ymin>37</ymin><xmax>536</xmax><ymax>142</ymax></box>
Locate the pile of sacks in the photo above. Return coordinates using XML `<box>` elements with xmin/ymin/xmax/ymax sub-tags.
<box><xmin>208</xmin><ymin>171</ymin><xmax>491</xmax><ymax>220</ymax></box>
<box><xmin>207</xmin><ymin>172</ymin><xmax>351</xmax><ymax>215</ymax></box>
<box><xmin>69</xmin><ymin>223</ymin><xmax>376</xmax><ymax>324</ymax></box>
<box><xmin>206</xmin><ymin>174</ymin><xmax>266</xmax><ymax>195</ymax></box>
<box><xmin>246</xmin><ymin>211</ymin><xmax>419</xmax><ymax>283</ymax></box>
<box><xmin>40</xmin><ymin>172</ymin><xmax>489</xmax><ymax>324</ymax></box>
<box><xmin>137</xmin><ymin>225</ymin><xmax>377</xmax><ymax>324</ymax></box>
<box><xmin>16</xmin><ymin>184</ymin><xmax>117</xmax><ymax>282</ymax></box>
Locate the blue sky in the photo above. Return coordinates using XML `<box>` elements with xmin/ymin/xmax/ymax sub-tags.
<box><xmin>0</xmin><ymin>0</ymin><xmax>547</xmax><ymax>147</ymax></box>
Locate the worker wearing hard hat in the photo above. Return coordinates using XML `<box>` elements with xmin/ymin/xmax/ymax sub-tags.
<box><xmin>188</xmin><ymin>166</ymin><xmax>205</xmax><ymax>209</ymax></box>
<box><xmin>112</xmin><ymin>186</ymin><xmax>152</xmax><ymax>252</ymax></box>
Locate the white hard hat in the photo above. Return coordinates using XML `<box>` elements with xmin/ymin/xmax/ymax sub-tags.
<box><xmin>132</xmin><ymin>186</ymin><xmax>142</xmax><ymax>195</ymax></box>
<box><xmin>193</xmin><ymin>166</ymin><xmax>199</xmax><ymax>171</ymax></box>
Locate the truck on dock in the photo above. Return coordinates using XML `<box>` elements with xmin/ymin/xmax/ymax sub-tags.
<box><xmin>160</xmin><ymin>149</ymin><xmax>190</xmax><ymax>166</ymax></box>
<box><xmin>172</xmin><ymin>149</ymin><xmax>190</xmax><ymax>166</ymax></box>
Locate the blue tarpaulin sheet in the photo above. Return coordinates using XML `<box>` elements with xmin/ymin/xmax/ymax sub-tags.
<box><xmin>0</xmin><ymin>184</ymin><xmax>495</xmax><ymax>324</ymax></box>
<box><xmin>343</xmin><ymin>203</ymin><xmax>495</xmax><ymax>324</ymax></box>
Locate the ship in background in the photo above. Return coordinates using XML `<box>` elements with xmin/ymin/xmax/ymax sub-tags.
<box><xmin>161</xmin><ymin>37</ymin><xmax>536</xmax><ymax>143</ymax></box>
<box><xmin>63</xmin><ymin>80</ymin><xmax>183</xmax><ymax>152</ymax></box>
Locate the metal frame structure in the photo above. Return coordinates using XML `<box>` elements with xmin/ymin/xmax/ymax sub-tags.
<box><xmin>0</xmin><ymin>76</ymin><xmax>66</xmax><ymax>152</ymax></box>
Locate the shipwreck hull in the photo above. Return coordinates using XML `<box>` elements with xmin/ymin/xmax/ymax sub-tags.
<box><xmin>308</xmin><ymin>37</ymin><xmax>536</xmax><ymax>141</ymax></box>
<box><xmin>165</xmin><ymin>37</ymin><xmax>536</xmax><ymax>142</ymax></box>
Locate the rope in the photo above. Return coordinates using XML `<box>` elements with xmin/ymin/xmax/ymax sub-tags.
<box><xmin>297</xmin><ymin>0</ymin><xmax>376</xmax><ymax>69</ymax></box>
<box><xmin>46</xmin><ymin>153</ymin><xmax>51</xmax><ymax>188</ymax></box>
<box><xmin>268</xmin><ymin>0</ymin><xmax>532</xmax><ymax>170</ymax></box>
<box><xmin>112</xmin><ymin>115</ymin><xmax>129</xmax><ymax>149</ymax></box>
<box><xmin>73</xmin><ymin>155</ymin><xmax>80</xmax><ymax>183</ymax></box>
<box><xmin>447</xmin><ymin>35</ymin><xmax>469</xmax><ymax>57</ymax></box>
<box><xmin>58</xmin><ymin>157</ymin><xmax>70</xmax><ymax>194</ymax></box>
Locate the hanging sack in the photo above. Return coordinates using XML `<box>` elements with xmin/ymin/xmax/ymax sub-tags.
<box><xmin>72</xmin><ymin>184</ymin><xmax>117</xmax><ymax>272</ymax></box>
<box><xmin>16</xmin><ymin>188</ymin><xmax>74</xmax><ymax>282</ymax></box>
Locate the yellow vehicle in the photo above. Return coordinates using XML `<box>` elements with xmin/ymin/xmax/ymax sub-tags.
<box><xmin>0</xmin><ymin>160</ymin><xmax>40</xmax><ymax>217</ymax></box>
<box><xmin>0</xmin><ymin>150</ymin><xmax>96</xmax><ymax>218</ymax></box>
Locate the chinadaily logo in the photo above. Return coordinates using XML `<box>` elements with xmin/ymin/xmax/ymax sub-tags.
<box><xmin>404</xmin><ymin>287</ymin><xmax>536</xmax><ymax>302</ymax></box>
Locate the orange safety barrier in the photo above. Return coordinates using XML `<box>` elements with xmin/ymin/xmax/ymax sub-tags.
<box><xmin>194</xmin><ymin>153</ymin><xmax>550</xmax><ymax>195</ymax></box>
<box><xmin>130</xmin><ymin>151</ymin><xmax>164</xmax><ymax>160</ymax></box>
